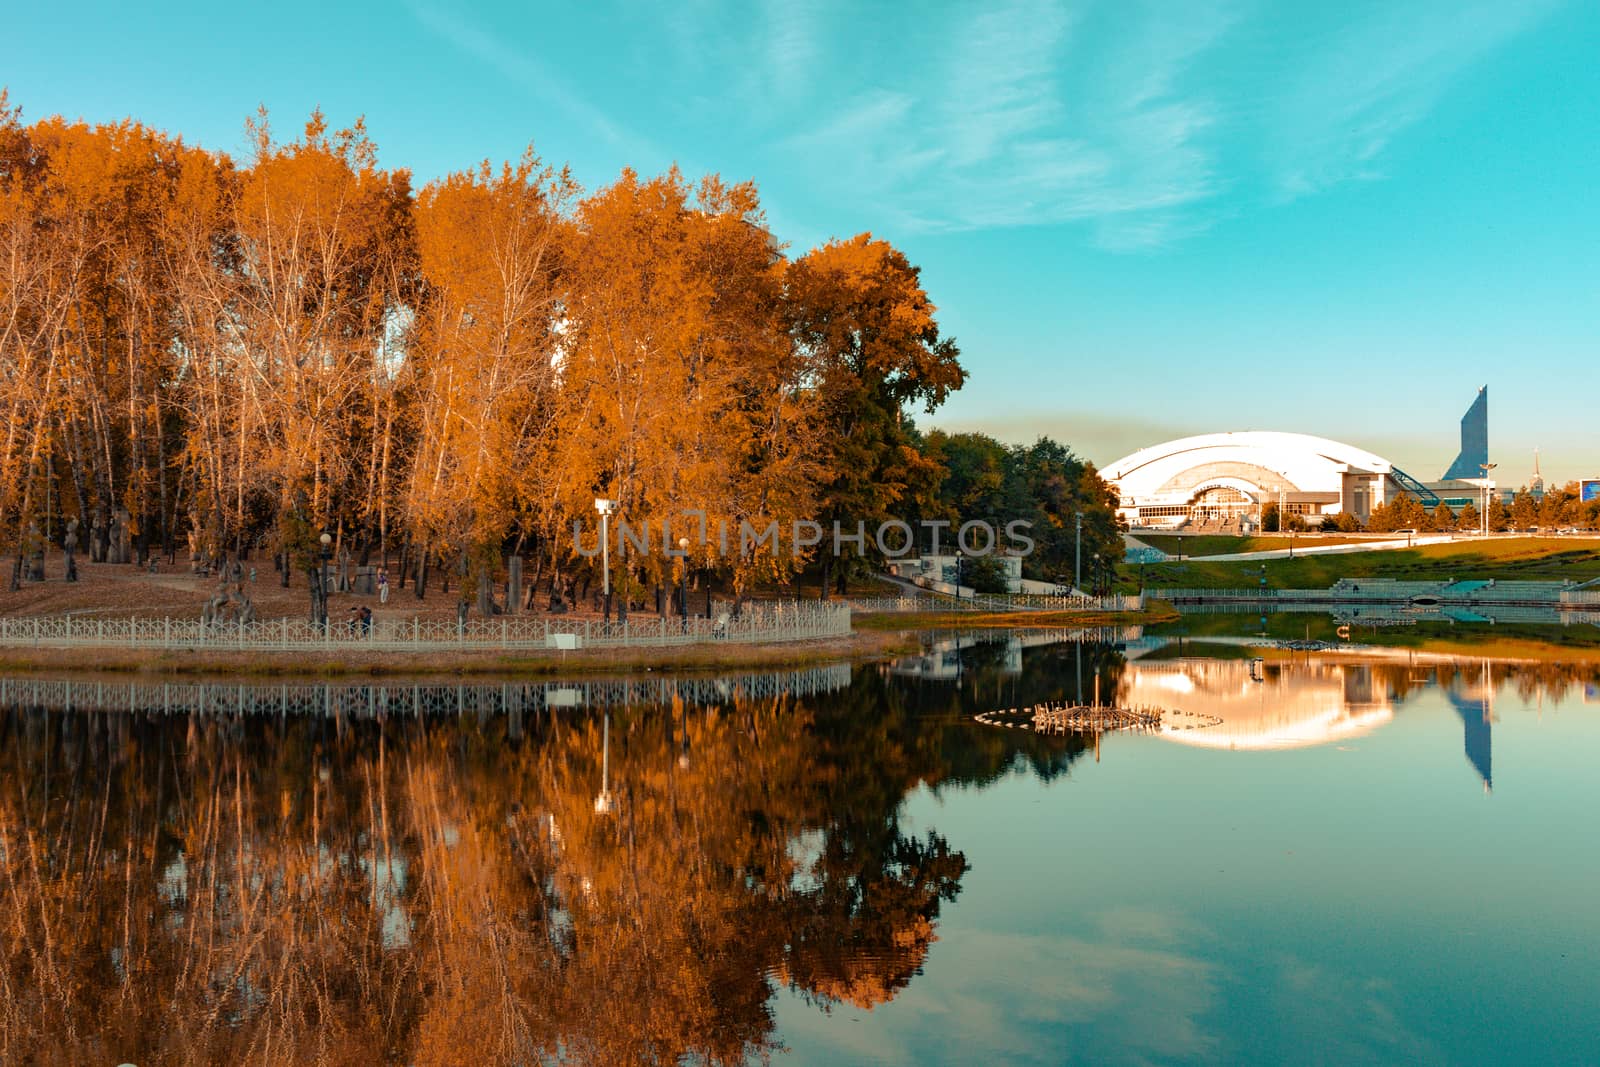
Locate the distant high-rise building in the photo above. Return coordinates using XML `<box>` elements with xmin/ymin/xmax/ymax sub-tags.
<box><xmin>1441</xmin><ymin>386</ymin><xmax>1488</xmax><ymax>481</ymax></box>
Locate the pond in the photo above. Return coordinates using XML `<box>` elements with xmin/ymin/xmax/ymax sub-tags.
<box><xmin>1</xmin><ymin>623</ymin><xmax>1597</xmax><ymax>1065</ymax></box>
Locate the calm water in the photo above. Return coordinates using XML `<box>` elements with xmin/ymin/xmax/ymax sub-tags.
<box><xmin>1</xmin><ymin>627</ymin><xmax>1598</xmax><ymax>1065</ymax></box>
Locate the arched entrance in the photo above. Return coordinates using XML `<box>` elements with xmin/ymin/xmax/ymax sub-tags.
<box><xmin>1188</xmin><ymin>484</ymin><xmax>1257</xmax><ymax>525</ymax></box>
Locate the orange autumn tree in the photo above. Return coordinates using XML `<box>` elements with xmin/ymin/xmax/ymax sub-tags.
<box><xmin>0</xmin><ymin>97</ymin><xmax>80</xmax><ymax>587</ymax></box>
<box><xmin>0</xmin><ymin>95</ymin><xmax>980</xmax><ymax>610</ymax></box>
<box><xmin>407</xmin><ymin>149</ymin><xmax>577</xmax><ymax>610</ymax></box>
<box><xmin>556</xmin><ymin>170</ymin><xmax>821</xmax><ymax>617</ymax></box>
<box><xmin>24</xmin><ymin>118</ymin><xmax>198</xmax><ymax>566</ymax></box>
<box><xmin>681</xmin><ymin>178</ymin><xmax>821</xmax><ymax>609</ymax></box>
<box><xmin>222</xmin><ymin>110</ymin><xmax>412</xmax><ymax>559</ymax></box>
<box><xmin>556</xmin><ymin>169</ymin><xmax>729</xmax><ymax>616</ymax></box>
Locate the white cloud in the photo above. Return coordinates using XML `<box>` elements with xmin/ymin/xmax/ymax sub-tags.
<box><xmin>760</xmin><ymin>0</ymin><xmax>1564</xmax><ymax>249</ymax></box>
<box><xmin>762</xmin><ymin>0</ymin><xmax>823</xmax><ymax>105</ymax></box>
<box><xmin>773</xmin><ymin>0</ymin><xmax>1234</xmax><ymax>248</ymax></box>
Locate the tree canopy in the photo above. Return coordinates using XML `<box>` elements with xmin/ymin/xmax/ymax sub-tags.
<box><xmin>0</xmin><ymin>99</ymin><xmax>1125</xmax><ymax>606</ymax></box>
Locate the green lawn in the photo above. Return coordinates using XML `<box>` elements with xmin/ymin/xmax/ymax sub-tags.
<box><xmin>1135</xmin><ymin>533</ymin><xmax>1396</xmax><ymax>557</ymax></box>
<box><xmin>1133</xmin><ymin>537</ymin><xmax>1600</xmax><ymax>590</ymax></box>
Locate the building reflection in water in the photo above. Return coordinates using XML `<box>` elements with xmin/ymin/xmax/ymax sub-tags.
<box><xmin>1125</xmin><ymin>658</ymin><xmax>1395</xmax><ymax>750</ymax></box>
<box><xmin>1119</xmin><ymin>651</ymin><xmax>1499</xmax><ymax>790</ymax></box>
<box><xmin>1444</xmin><ymin>661</ymin><xmax>1495</xmax><ymax>792</ymax></box>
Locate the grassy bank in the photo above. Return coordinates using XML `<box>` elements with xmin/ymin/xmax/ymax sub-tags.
<box><xmin>1139</xmin><ymin>537</ymin><xmax>1600</xmax><ymax>589</ymax></box>
<box><xmin>1136</xmin><ymin>533</ymin><xmax>1382</xmax><ymax>556</ymax></box>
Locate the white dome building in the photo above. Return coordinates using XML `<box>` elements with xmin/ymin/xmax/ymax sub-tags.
<box><xmin>1104</xmin><ymin>431</ymin><xmax>1422</xmax><ymax>530</ymax></box>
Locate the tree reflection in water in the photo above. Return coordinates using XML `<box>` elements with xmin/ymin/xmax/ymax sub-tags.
<box><xmin>0</xmin><ymin>653</ymin><xmax>1105</xmax><ymax>1066</ymax></box>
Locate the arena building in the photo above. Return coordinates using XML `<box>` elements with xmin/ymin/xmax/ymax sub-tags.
<box><xmin>1104</xmin><ymin>431</ymin><xmax>1438</xmax><ymax>530</ymax></box>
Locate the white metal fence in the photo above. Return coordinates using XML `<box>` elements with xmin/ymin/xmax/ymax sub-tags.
<box><xmin>0</xmin><ymin>666</ymin><xmax>856</xmax><ymax>717</ymax></box>
<box><xmin>0</xmin><ymin>603</ymin><xmax>852</xmax><ymax>653</ymax></box>
<box><xmin>847</xmin><ymin>593</ymin><xmax>1143</xmax><ymax>613</ymax></box>
<box><xmin>1156</xmin><ymin>585</ymin><xmax>1595</xmax><ymax>607</ymax></box>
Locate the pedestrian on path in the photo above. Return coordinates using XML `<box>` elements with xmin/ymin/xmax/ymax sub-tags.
<box><xmin>378</xmin><ymin>567</ymin><xmax>389</xmax><ymax>604</ymax></box>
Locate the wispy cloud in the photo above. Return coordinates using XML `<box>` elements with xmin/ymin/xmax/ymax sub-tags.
<box><xmin>407</xmin><ymin>2</ymin><xmax>660</xmax><ymax>165</ymax></box>
<box><xmin>756</xmin><ymin>0</ymin><xmax>1562</xmax><ymax>249</ymax></box>
<box><xmin>410</xmin><ymin>0</ymin><xmax>1568</xmax><ymax>253</ymax></box>
<box><xmin>761</xmin><ymin>0</ymin><xmax>823</xmax><ymax>105</ymax></box>
<box><xmin>774</xmin><ymin>0</ymin><xmax>1234</xmax><ymax>248</ymax></box>
<box><xmin>1269</xmin><ymin>0</ymin><xmax>1563</xmax><ymax>197</ymax></box>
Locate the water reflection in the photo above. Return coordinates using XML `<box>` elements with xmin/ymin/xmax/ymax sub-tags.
<box><xmin>0</xmin><ymin>661</ymin><xmax>1055</xmax><ymax>1066</ymax></box>
<box><xmin>1120</xmin><ymin>649</ymin><xmax>1520</xmax><ymax>789</ymax></box>
<box><xmin>0</xmin><ymin>663</ymin><xmax>853</xmax><ymax>718</ymax></box>
<box><xmin>2</xmin><ymin>636</ymin><xmax>1596</xmax><ymax>1063</ymax></box>
<box><xmin>1123</xmin><ymin>658</ymin><xmax>1396</xmax><ymax>750</ymax></box>
<box><xmin>1446</xmin><ymin>661</ymin><xmax>1495</xmax><ymax>791</ymax></box>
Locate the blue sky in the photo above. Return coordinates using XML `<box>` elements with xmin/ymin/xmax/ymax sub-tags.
<box><xmin>4</xmin><ymin>0</ymin><xmax>1596</xmax><ymax>485</ymax></box>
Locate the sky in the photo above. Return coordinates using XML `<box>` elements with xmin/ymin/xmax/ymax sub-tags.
<box><xmin>4</xmin><ymin>0</ymin><xmax>1596</xmax><ymax>486</ymax></box>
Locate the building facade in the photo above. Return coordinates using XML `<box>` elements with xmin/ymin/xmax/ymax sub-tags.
<box><xmin>1105</xmin><ymin>431</ymin><xmax>1411</xmax><ymax>529</ymax></box>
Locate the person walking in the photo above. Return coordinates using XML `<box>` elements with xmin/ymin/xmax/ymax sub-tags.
<box><xmin>378</xmin><ymin>567</ymin><xmax>389</xmax><ymax>604</ymax></box>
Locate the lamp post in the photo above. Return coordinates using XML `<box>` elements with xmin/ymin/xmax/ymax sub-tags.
<box><xmin>955</xmin><ymin>549</ymin><xmax>963</xmax><ymax>600</ymax></box>
<box><xmin>1075</xmin><ymin>514</ymin><xmax>1082</xmax><ymax>593</ymax></box>
<box><xmin>678</xmin><ymin>536</ymin><xmax>691</xmax><ymax>619</ymax></box>
<box><xmin>318</xmin><ymin>532</ymin><xmax>333</xmax><ymax>630</ymax></box>
<box><xmin>1479</xmin><ymin>463</ymin><xmax>1497</xmax><ymax>538</ymax></box>
<box><xmin>594</xmin><ymin>498</ymin><xmax>613</xmax><ymax>621</ymax></box>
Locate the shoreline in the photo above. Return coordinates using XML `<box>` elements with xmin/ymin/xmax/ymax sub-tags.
<box><xmin>0</xmin><ymin>608</ymin><xmax>1170</xmax><ymax>679</ymax></box>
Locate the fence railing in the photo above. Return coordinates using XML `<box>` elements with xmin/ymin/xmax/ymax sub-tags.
<box><xmin>1155</xmin><ymin>585</ymin><xmax>1593</xmax><ymax>607</ymax></box>
<box><xmin>0</xmin><ymin>666</ymin><xmax>856</xmax><ymax>717</ymax></box>
<box><xmin>846</xmin><ymin>593</ymin><xmax>1143</xmax><ymax>614</ymax></box>
<box><xmin>0</xmin><ymin>603</ymin><xmax>852</xmax><ymax>653</ymax></box>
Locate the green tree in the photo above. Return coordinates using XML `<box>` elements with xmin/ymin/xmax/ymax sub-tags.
<box><xmin>1365</xmin><ymin>499</ymin><xmax>1398</xmax><ymax>532</ymax></box>
<box><xmin>1511</xmin><ymin>490</ymin><xmax>1538</xmax><ymax>531</ymax></box>
<box><xmin>1487</xmin><ymin>496</ymin><xmax>1510</xmax><ymax>532</ymax></box>
<box><xmin>786</xmin><ymin>235</ymin><xmax>964</xmax><ymax>598</ymax></box>
<box><xmin>960</xmin><ymin>553</ymin><xmax>1009</xmax><ymax>594</ymax></box>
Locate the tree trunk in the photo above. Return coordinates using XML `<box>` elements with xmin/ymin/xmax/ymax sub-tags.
<box><xmin>475</xmin><ymin>560</ymin><xmax>495</xmax><ymax>617</ymax></box>
<box><xmin>617</xmin><ymin>548</ymin><xmax>629</xmax><ymax>623</ymax></box>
